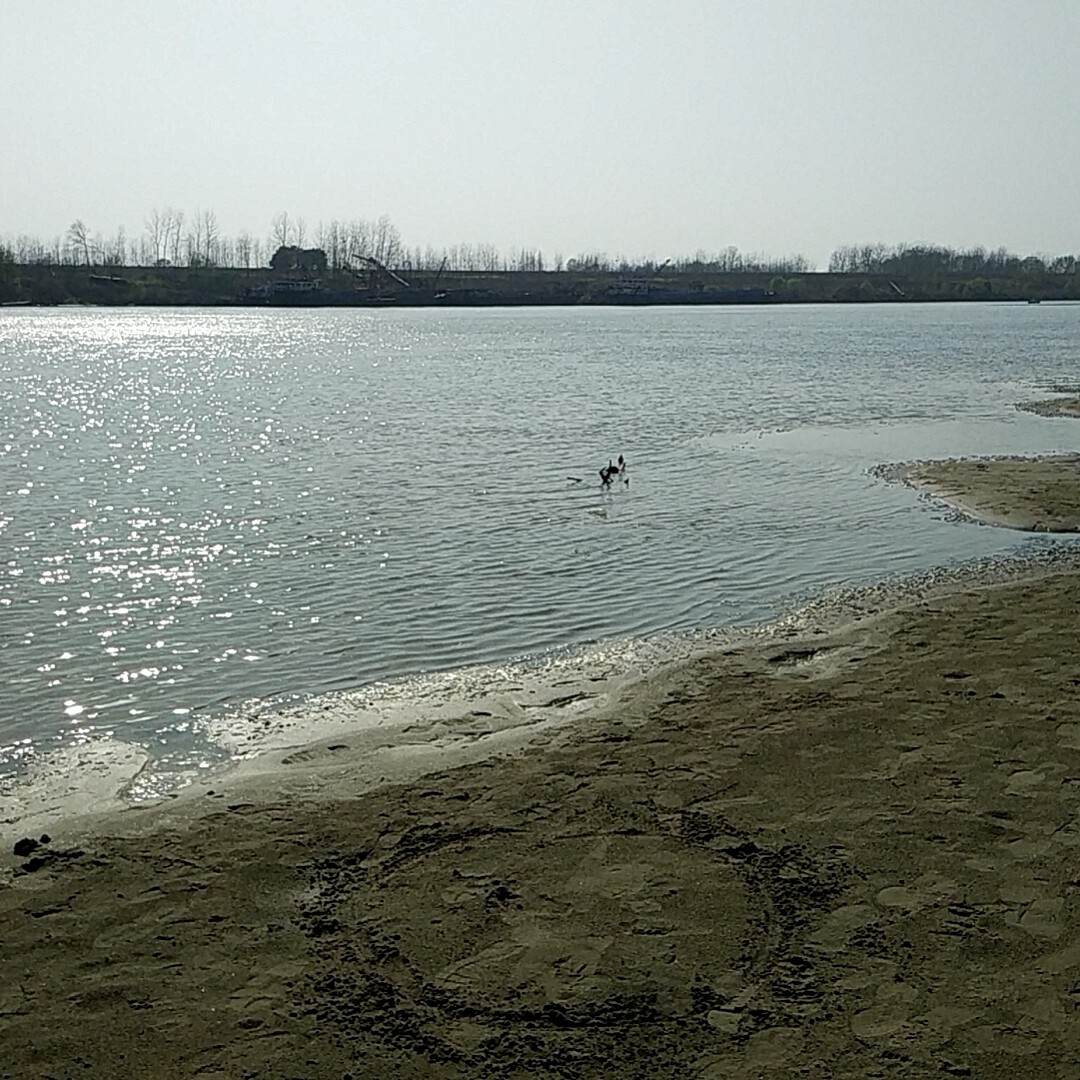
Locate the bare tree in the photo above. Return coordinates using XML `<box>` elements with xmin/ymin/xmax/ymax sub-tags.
<box><xmin>372</xmin><ymin>215</ymin><xmax>402</xmax><ymax>265</ymax></box>
<box><xmin>184</xmin><ymin>225</ymin><xmax>199</xmax><ymax>267</ymax></box>
<box><xmin>235</xmin><ymin>231</ymin><xmax>253</xmax><ymax>268</ymax></box>
<box><xmin>105</xmin><ymin>225</ymin><xmax>127</xmax><ymax>266</ymax></box>
<box><xmin>145</xmin><ymin>209</ymin><xmax>170</xmax><ymax>264</ymax></box>
<box><xmin>197</xmin><ymin>209</ymin><xmax>219</xmax><ymax>265</ymax></box>
<box><xmin>270</xmin><ymin>211</ymin><xmax>291</xmax><ymax>250</ymax></box>
<box><xmin>67</xmin><ymin>219</ymin><xmax>94</xmax><ymax>265</ymax></box>
<box><xmin>347</xmin><ymin>218</ymin><xmax>371</xmax><ymax>259</ymax></box>
<box><xmin>169</xmin><ymin>210</ymin><xmax>185</xmax><ymax>265</ymax></box>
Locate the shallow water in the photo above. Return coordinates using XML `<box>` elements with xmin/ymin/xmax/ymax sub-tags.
<box><xmin>1</xmin><ymin>302</ymin><xmax>1078</xmax><ymax>789</ymax></box>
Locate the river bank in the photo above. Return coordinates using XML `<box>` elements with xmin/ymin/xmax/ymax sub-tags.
<box><xmin>5</xmin><ymin>262</ymin><xmax>1079</xmax><ymax>307</ymax></box>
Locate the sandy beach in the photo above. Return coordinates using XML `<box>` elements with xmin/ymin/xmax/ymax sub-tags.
<box><xmin>3</xmin><ymin>455</ymin><xmax>1080</xmax><ymax>1079</ymax></box>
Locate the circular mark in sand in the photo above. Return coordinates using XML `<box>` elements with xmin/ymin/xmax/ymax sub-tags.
<box><xmin>297</xmin><ymin>816</ymin><xmax>848</xmax><ymax>1072</ymax></box>
<box><xmin>340</xmin><ymin>831</ymin><xmax>750</xmax><ymax>1013</ymax></box>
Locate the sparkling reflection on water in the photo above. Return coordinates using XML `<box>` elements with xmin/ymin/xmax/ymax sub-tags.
<box><xmin>1</xmin><ymin>303</ymin><xmax>1078</xmax><ymax>778</ymax></box>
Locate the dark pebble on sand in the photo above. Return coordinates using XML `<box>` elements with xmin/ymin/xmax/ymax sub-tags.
<box><xmin>13</xmin><ymin>837</ymin><xmax>39</xmax><ymax>857</ymax></box>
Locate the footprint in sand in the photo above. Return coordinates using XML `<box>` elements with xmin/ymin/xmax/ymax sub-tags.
<box><xmin>1018</xmin><ymin>898</ymin><xmax>1064</xmax><ymax>939</ymax></box>
<box><xmin>875</xmin><ymin>885</ymin><xmax>927</xmax><ymax>911</ymax></box>
<box><xmin>851</xmin><ymin>1004</ymin><xmax>908</xmax><ymax>1038</ymax></box>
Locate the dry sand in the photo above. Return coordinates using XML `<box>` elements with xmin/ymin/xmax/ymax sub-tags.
<box><xmin>4</xmin><ymin>462</ymin><xmax>1080</xmax><ymax>1078</ymax></box>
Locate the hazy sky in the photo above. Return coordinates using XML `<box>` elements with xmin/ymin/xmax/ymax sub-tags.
<box><xmin>4</xmin><ymin>0</ymin><xmax>1078</xmax><ymax>266</ymax></box>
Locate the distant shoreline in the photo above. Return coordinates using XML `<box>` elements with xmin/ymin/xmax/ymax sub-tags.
<box><xmin>4</xmin><ymin>264</ymin><xmax>1080</xmax><ymax>308</ymax></box>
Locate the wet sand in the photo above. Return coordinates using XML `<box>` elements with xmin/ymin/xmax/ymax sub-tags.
<box><xmin>1018</xmin><ymin>395</ymin><xmax>1080</xmax><ymax>420</ymax></box>
<box><xmin>886</xmin><ymin>454</ymin><xmax>1080</xmax><ymax>532</ymax></box>
<box><xmin>3</xmin><ymin>466</ymin><xmax>1080</xmax><ymax>1078</ymax></box>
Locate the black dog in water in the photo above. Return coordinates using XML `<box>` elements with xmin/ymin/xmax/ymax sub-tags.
<box><xmin>600</xmin><ymin>455</ymin><xmax>627</xmax><ymax>485</ymax></box>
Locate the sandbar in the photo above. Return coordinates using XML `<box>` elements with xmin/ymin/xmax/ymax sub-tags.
<box><xmin>884</xmin><ymin>454</ymin><xmax>1080</xmax><ymax>531</ymax></box>
<box><xmin>1017</xmin><ymin>394</ymin><xmax>1080</xmax><ymax>419</ymax></box>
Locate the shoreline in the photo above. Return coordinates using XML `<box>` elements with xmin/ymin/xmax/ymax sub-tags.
<box><xmin>5</xmin><ymin>541</ymin><xmax>1078</xmax><ymax>848</ymax></box>
<box><xmin>9</xmin><ymin>267</ymin><xmax>1080</xmax><ymax>308</ymax></box>
<box><xmin>3</xmin><ymin>452</ymin><xmax>1080</xmax><ymax>1075</ymax></box>
<box><xmin>3</xmin><ymin>558</ymin><xmax>1080</xmax><ymax>1075</ymax></box>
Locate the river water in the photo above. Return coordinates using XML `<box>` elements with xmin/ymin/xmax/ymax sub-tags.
<box><xmin>1</xmin><ymin>303</ymin><xmax>1077</xmax><ymax>795</ymax></box>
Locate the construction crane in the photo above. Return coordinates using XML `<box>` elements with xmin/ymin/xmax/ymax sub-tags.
<box><xmin>345</xmin><ymin>252</ymin><xmax>411</xmax><ymax>293</ymax></box>
<box><xmin>430</xmin><ymin>256</ymin><xmax>448</xmax><ymax>293</ymax></box>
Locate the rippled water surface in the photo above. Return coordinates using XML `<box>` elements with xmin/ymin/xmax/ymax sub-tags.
<box><xmin>1</xmin><ymin>303</ymin><xmax>1078</xmax><ymax>779</ymax></box>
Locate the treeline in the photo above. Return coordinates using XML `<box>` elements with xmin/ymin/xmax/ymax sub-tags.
<box><xmin>828</xmin><ymin>242</ymin><xmax>1078</xmax><ymax>278</ymax></box>
<box><xmin>550</xmin><ymin>248</ymin><xmax>814</xmax><ymax>275</ymax></box>
<box><xmin>3</xmin><ymin>208</ymin><xmax>1080</xmax><ymax>290</ymax></box>
<box><xmin>3</xmin><ymin>208</ymin><xmax>816</xmax><ymax>276</ymax></box>
<box><xmin>5</xmin><ymin>211</ymin><xmax>408</xmax><ymax>272</ymax></box>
